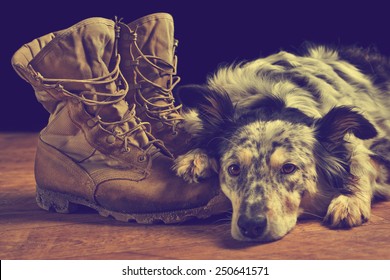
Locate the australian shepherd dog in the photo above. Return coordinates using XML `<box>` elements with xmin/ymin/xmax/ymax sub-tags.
<box><xmin>173</xmin><ymin>45</ymin><xmax>390</xmax><ymax>242</ymax></box>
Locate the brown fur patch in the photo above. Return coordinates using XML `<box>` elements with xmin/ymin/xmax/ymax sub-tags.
<box><xmin>270</xmin><ymin>147</ymin><xmax>287</xmax><ymax>169</ymax></box>
<box><xmin>237</xmin><ymin>148</ymin><xmax>253</xmax><ymax>166</ymax></box>
<box><xmin>284</xmin><ymin>193</ymin><xmax>300</xmax><ymax>214</ymax></box>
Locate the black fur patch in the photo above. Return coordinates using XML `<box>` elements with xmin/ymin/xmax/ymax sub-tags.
<box><xmin>273</xmin><ymin>60</ymin><xmax>294</xmax><ymax>70</ymax></box>
<box><xmin>338</xmin><ymin>45</ymin><xmax>390</xmax><ymax>88</ymax></box>
<box><xmin>287</xmin><ymin>72</ymin><xmax>323</xmax><ymax>101</ymax></box>
<box><xmin>175</xmin><ymin>84</ymin><xmax>217</xmax><ymax>109</ymax></box>
<box><xmin>237</xmin><ymin>95</ymin><xmax>314</xmax><ymax>127</ymax></box>
<box><xmin>314</xmin><ymin>73</ymin><xmax>340</xmax><ymax>92</ymax></box>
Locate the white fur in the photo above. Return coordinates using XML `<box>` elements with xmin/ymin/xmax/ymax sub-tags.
<box><xmin>181</xmin><ymin>109</ymin><xmax>203</xmax><ymax>135</ymax></box>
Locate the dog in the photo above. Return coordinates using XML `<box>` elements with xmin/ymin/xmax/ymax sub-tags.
<box><xmin>173</xmin><ymin>44</ymin><xmax>390</xmax><ymax>242</ymax></box>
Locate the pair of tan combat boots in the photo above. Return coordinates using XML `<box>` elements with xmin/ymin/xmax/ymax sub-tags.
<box><xmin>12</xmin><ymin>13</ymin><xmax>230</xmax><ymax>223</ymax></box>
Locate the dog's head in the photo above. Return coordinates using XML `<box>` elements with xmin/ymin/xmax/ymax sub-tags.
<box><xmin>177</xmin><ymin>84</ymin><xmax>377</xmax><ymax>242</ymax></box>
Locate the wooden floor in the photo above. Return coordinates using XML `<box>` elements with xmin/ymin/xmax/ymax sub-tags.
<box><xmin>1</xmin><ymin>133</ymin><xmax>390</xmax><ymax>260</ymax></box>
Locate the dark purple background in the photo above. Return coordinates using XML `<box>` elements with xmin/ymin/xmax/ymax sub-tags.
<box><xmin>2</xmin><ymin>1</ymin><xmax>389</xmax><ymax>131</ymax></box>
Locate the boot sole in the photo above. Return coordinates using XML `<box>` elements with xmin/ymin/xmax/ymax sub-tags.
<box><xmin>36</xmin><ymin>185</ymin><xmax>229</xmax><ymax>224</ymax></box>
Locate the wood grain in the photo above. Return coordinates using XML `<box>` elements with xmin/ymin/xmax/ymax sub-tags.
<box><xmin>1</xmin><ymin>133</ymin><xmax>389</xmax><ymax>260</ymax></box>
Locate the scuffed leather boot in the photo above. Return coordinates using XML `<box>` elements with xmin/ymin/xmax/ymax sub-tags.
<box><xmin>118</xmin><ymin>13</ymin><xmax>191</xmax><ymax>157</ymax></box>
<box><xmin>11</xmin><ymin>17</ymin><xmax>230</xmax><ymax>224</ymax></box>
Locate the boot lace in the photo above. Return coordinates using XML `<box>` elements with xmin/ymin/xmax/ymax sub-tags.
<box><xmin>129</xmin><ymin>27</ymin><xmax>184</xmax><ymax>134</ymax></box>
<box><xmin>29</xmin><ymin>54</ymin><xmax>165</xmax><ymax>157</ymax></box>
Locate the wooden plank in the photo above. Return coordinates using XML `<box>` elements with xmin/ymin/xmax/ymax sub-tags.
<box><xmin>1</xmin><ymin>133</ymin><xmax>390</xmax><ymax>260</ymax></box>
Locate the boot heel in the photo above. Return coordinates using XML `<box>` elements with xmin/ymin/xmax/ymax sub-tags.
<box><xmin>36</xmin><ymin>186</ymin><xmax>79</xmax><ymax>214</ymax></box>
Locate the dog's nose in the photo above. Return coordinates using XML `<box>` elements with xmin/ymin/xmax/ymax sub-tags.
<box><xmin>237</xmin><ymin>215</ymin><xmax>267</xmax><ymax>239</ymax></box>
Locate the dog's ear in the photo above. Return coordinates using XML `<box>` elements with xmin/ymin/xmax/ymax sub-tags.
<box><xmin>175</xmin><ymin>84</ymin><xmax>212</xmax><ymax>109</ymax></box>
<box><xmin>176</xmin><ymin>84</ymin><xmax>235</xmax><ymax>128</ymax></box>
<box><xmin>315</xmin><ymin>106</ymin><xmax>377</xmax><ymax>143</ymax></box>
<box><xmin>177</xmin><ymin>84</ymin><xmax>236</xmax><ymax>154</ymax></box>
<box><xmin>314</xmin><ymin>106</ymin><xmax>377</xmax><ymax>189</ymax></box>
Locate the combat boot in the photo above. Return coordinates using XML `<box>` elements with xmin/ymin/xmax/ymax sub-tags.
<box><xmin>118</xmin><ymin>13</ymin><xmax>191</xmax><ymax>157</ymax></box>
<box><xmin>11</xmin><ymin>17</ymin><xmax>230</xmax><ymax>224</ymax></box>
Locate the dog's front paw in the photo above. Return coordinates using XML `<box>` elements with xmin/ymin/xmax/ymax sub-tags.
<box><xmin>324</xmin><ymin>194</ymin><xmax>371</xmax><ymax>228</ymax></box>
<box><xmin>173</xmin><ymin>149</ymin><xmax>214</xmax><ymax>183</ymax></box>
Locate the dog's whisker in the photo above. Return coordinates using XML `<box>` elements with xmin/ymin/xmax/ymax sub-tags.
<box><xmin>300</xmin><ymin>211</ymin><xmax>324</xmax><ymax>219</ymax></box>
<box><xmin>313</xmin><ymin>192</ymin><xmax>333</xmax><ymax>199</ymax></box>
<box><xmin>212</xmin><ymin>219</ymin><xmax>232</xmax><ymax>225</ymax></box>
<box><xmin>211</xmin><ymin>213</ymin><xmax>233</xmax><ymax>224</ymax></box>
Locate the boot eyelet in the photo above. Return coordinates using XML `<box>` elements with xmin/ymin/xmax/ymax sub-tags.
<box><xmin>138</xmin><ymin>155</ymin><xmax>147</xmax><ymax>162</ymax></box>
<box><xmin>106</xmin><ymin>135</ymin><xmax>116</xmax><ymax>144</ymax></box>
<box><xmin>172</xmin><ymin>131</ymin><xmax>178</xmax><ymax>136</ymax></box>
<box><xmin>87</xmin><ymin>119</ymin><xmax>96</xmax><ymax>127</ymax></box>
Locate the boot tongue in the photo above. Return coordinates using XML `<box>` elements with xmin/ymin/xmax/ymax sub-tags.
<box><xmin>128</xmin><ymin>13</ymin><xmax>175</xmax><ymax>65</ymax></box>
<box><xmin>29</xmin><ymin>19</ymin><xmax>150</xmax><ymax>148</ymax></box>
<box><xmin>128</xmin><ymin>14</ymin><xmax>182</xmax><ymax>124</ymax></box>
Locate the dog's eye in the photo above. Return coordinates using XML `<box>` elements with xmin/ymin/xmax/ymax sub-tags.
<box><xmin>281</xmin><ymin>163</ymin><xmax>297</xmax><ymax>174</ymax></box>
<box><xmin>228</xmin><ymin>164</ymin><xmax>241</xmax><ymax>176</ymax></box>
